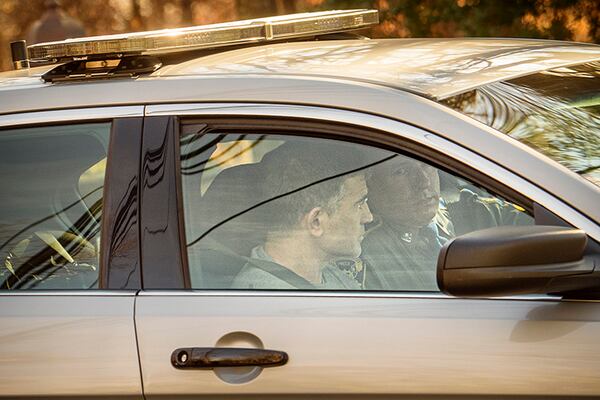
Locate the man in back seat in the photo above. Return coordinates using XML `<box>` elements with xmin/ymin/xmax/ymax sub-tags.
<box><xmin>231</xmin><ymin>140</ymin><xmax>373</xmax><ymax>290</ymax></box>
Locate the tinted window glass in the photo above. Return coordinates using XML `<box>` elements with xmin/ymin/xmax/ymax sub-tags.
<box><xmin>0</xmin><ymin>123</ymin><xmax>110</xmax><ymax>289</ymax></box>
<box><xmin>443</xmin><ymin>61</ymin><xmax>600</xmax><ymax>187</ymax></box>
<box><xmin>181</xmin><ymin>132</ymin><xmax>533</xmax><ymax>291</ymax></box>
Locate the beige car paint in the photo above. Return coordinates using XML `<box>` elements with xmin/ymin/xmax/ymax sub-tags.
<box><xmin>136</xmin><ymin>293</ymin><xmax>600</xmax><ymax>398</ymax></box>
<box><xmin>0</xmin><ymin>293</ymin><xmax>142</xmax><ymax>398</ymax></box>
<box><xmin>155</xmin><ymin>38</ymin><xmax>600</xmax><ymax>100</ymax></box>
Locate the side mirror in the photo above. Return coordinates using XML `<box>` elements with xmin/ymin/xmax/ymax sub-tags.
<box><xmin>437</xmin><ymin>225</ymin><xmax>599</xmax><ymax>297</ymax></box>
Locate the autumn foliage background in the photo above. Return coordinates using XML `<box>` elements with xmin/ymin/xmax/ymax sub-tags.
<box><xmin>1</xmin><ymin>0</ymin><xmax>599</xmax><ymax>71</ymax></box>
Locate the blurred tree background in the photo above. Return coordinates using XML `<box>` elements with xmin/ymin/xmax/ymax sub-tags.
<box><xmin>1</xmin><ymin>0</ymin><xmax>598</xmax><ymax>71</ymax></box>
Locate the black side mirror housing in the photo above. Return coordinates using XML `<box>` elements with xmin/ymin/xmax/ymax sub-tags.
<box><xmin>437</xmin><ymin>225</ymin><xmax>600</xmax><ymax>297</ymax></box>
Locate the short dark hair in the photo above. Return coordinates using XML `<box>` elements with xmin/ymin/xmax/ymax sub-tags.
<box><xmin>260</xmin><ymin>139</ymin><xmax>366</xmax><ymax>232</ymax></box>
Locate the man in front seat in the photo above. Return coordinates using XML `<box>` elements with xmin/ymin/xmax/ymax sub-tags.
<box><xmin>361</xmin><ymin>155</ymin><xmax>453</xmax><ymax>291</ymax></box>
<box><xmin>231</xmin><ymin>140</ymin><xmax>374</xmax><ymax>290</ymax></box>
<box><xmin>361</xmin><ymin>154</ymin><xmax>529</xmax><ymax>291</ymax></box>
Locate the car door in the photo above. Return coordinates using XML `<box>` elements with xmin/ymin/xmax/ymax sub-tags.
<box><xmin>0</xmin><ymin>108</ymin><xmax>144</xmax><ymax>398</ymax></box>
<box><xmin>135</xmin><ymin>104</ymin><xmax>600</xmax><ymax>398</ymax></box>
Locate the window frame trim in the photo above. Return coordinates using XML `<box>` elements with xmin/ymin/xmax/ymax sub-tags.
<box><xmin>136</xmin><ymin>289</ymin><xmax>586</xmax><ymax>303</ymax></box>
<box><xmin>100</xmin><ymin>117</ymin><xmax>143</xmax><ymax>290</ymax></box>
<box><xmin>0</xmin><ymin>106</ymin><xmax>144</xmax><ymax>128</ymax></box>
<box><xmin>139</xmin><ymin>116</ymin><xmax>189</xmax><ymax>289</ymax></box>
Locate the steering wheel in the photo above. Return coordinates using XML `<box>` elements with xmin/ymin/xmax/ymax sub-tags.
<box><xmin>1</xmin><ymin>230</ymin><xmax>97</xmax><ymax>289</ymax></box>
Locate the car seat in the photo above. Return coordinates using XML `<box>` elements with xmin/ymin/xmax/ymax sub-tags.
<box><xmin>187</xmin><ymin>162</ymin><xmax>267</xmax><ymax>288</ymax></box>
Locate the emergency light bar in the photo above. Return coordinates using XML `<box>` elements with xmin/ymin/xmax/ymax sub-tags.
<box><xmin>26</xmin><ymin>9</ymin><xmax>379</xmax><ymax>62</ymax></box>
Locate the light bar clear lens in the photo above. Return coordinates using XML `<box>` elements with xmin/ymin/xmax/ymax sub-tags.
<box><xmin>28</xmin><ymin>9</ymin><xmax>378</xmax><ymax>61</ymax></box>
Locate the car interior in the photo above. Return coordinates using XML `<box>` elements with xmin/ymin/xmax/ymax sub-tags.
<box><xmin>181</xmin><ymin>130</ymin><xmax>534</xmax><ymax>290</ymax></box>
<box><xmin>0</xmin><ymin>124</ymin><xmax>109</xmax><ymax>289</ymax></box>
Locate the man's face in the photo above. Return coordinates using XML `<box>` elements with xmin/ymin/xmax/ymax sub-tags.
<box><xmin>370</xmin><ymin>156</ymin><xmax>440</xmax><ymax>228</ymax></box>
<box><xmin>318</xmin><ymin>175</ymin><xmax>373</xmax><ymax>259</ymax></box>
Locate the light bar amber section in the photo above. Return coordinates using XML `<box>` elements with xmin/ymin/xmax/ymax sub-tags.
<box><xmin>271</xmin><ymin>11</ymin><xmax>378</xmax><ymax>38</ymax></box>
<box><xmin>28</xmin><ymin>9</ymin><xmax>379</xmax><ymax>61</ymax></box>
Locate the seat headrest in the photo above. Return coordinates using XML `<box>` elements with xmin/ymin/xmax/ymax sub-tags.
<box><xmin>197</xmin><ymin>162</ymin><xmax>267</xmax><ymax>256</ymax></box>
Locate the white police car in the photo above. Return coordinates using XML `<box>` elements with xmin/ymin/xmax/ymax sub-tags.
<box><xmin>1</xmin><ymin>9</ymin><xmax>599</xmax><ymax>398</ymax></box>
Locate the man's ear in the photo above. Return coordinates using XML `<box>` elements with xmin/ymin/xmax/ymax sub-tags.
<box><xmin>305</xmin><ymin>207</ymin><xmax>326</xmax><ymax>237</ymax></box>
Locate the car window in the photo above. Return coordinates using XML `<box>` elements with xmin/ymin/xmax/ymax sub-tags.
<box><xmin>443</xmin><ymin>61</ymin><xmax>600</xmax><ymax>187</ymax></box>
<box><xmin>0</xmin><ymin>123</ymin><xmax>110</xmax><ymax>290</ymax></box>
<box><xmin>180</xmin><ymin>131</ymin><xmax>534</xmax><ymax>291</ymax></box>
<box><xmin>79</xmin><ymin>157</ymin><xmax>106</xmax><ymax>212</ymax></box>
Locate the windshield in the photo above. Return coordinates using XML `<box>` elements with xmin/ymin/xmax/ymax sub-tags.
<box><xmin>443</xmin><ymin>61</ymin><xmax>600</xmax><ymax>187</ymax></box>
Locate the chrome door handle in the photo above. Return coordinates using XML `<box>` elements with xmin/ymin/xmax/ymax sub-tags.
<box><xmin>171</xmin><ymin>347</ymin><xmax>288</xmax><ymax>369</ymax></box>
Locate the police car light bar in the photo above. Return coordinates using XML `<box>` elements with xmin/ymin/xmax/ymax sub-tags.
<box><xmin>27</xmin><ymin>9</ymin><xmax>379</xmax><ymax>62</ymax></box>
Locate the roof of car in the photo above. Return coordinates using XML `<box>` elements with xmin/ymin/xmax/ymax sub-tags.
<box><xmin>153</xmin><ymin>38</ymin><xmax>600</xmax><ymax>99</ymax></box>
<box><xmin>1</xmin><ymin>37</ymin><xmax>599</xmax><ymax>101</ymax></box>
